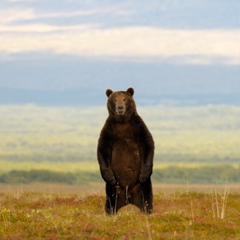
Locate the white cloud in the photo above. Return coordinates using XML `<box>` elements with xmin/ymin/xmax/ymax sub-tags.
<box><xmin>0</xmin><ymin>25</ymin><xmax>239</xmax><ymax>65</ymax></box>
<box><xmin>40</xmin><ymin>7</ymin><xmax>132</xmax><ymax>19</ymax></box>
<box><xmin>0</xmin><ymin>24</ymin><xmax>96</xmax><ymax>33</ymax></box>
<box><xmin>0</xmin><ymin>8</ymin><xmax>98</xmax><ymax>25</ymax></box>
<box><xmin>0</xmin><ymin>5</ymin><xmax>132</xmax><ymax>25</ymax></box>
<box><xmin>0</xmin><ymin>8</ymin><xmax>35</xmax><ymax>24</ymax></box>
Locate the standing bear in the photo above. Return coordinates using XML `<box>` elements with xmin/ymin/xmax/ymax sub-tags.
<box><xmin>97</xmin><ymin>87</ymin><xmax>154</xmax><ymax>214</ymax></box>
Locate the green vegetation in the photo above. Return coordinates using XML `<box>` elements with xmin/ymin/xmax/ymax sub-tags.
<box><xmin>0</xmin><ymin>163</ymin><xmax>239</xmax><ymax>184</ymax></box>
<box><xmin>1</xmin><ymin>104</ymin><xmax>240</xmax><ymax>163</ymax></box>
<box><xmin>0</xmin><ymin>104</ymin><xmax>239</xmax><ymax>184</ymax></box>
<box><xmin>0</xmin><ymin>170</ymin><xmax>77</xmax><ymax>184</ymax></box>
<box><xmin>1</xmin><ymin>105</ymin><xmax>239</xmax><ymax>238</ymax></box>
<box><xmin>0</xmin><ymin>191</ymin><xmax>239</xmax><ymax>239</ymax></box>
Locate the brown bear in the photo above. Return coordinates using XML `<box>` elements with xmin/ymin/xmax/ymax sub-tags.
<box><xmin>97</xmin><ymin>87</ymin><xmax>154</xmax><ymax>214</ymax></box>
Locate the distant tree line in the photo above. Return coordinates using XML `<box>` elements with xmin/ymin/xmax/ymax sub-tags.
<box><xmin>152</xmin><ymin>165</ymin><xmax>240</xmax><ymax>184</ymax></box>
<box><xmin>0</xmin><ymin>165</ymin><xmax>239</xmax><ymax>184</ymax></box>
<box><xmin>0</xmin><ymin>170</ymin><xmax>76</xmax><ymax>184</ymax></box>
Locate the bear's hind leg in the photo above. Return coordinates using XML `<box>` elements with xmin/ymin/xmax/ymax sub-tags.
<box><xmin>129</xmin><ymin>181</ymin><xmax>153</xmax><ymax>214</ymax></box>
<box><xmin>105</xmin><ymin>184</ymin><xmax>126</xmax><ymax>214</ymax></box>
<box><xmin>141</xmin><ymin>179</ymin><xmax>153</xmax><ymax>214</ymax></box>
<box><xmin>128</xmin><ymin>184</ymin><xmax>144</xmax><ymax>213</ymax></box>
<box><xmin>105</xmin><ymin>196</ymin><xmax>115</xmax><ymax>214</ymax></box>
<box><xmin>105</xmin><ymin>183</ymin><xmax>118</xmax><ymax>214</ymax></box>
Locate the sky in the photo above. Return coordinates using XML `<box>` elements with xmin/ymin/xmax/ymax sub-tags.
<box><xmin>0</xmin><ymin>0</ymin><xmax>239</xmax><ymax>106</ymax></box>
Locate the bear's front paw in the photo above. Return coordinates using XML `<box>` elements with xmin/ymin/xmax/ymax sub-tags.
<box><xmin>108</xmin><ymin>177</ymin><xmax>117</xmax><ymax>185</ymax></box>
<box><xmin>104</xmin><ymin>174</ymin><xmax>116</xmax><ymax>185</ymax></box>
<box><xmin>102</xmin><ymin>169</ymin><xmax>116</xmax><ymax>185</ymax></box>
<box><xmin>139</xmin><ymin>167</ymin><xmax>152</xmax><ymax>182</ymax></box>
<box><xmin>139</xmin><ymin>175</ymin><xmax>147</xmax><ymax>182</ymax></box>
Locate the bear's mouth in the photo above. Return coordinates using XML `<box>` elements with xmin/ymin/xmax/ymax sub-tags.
<box><xmin>116</xmin><ymin>110</ymin><xmax>125</xmax><ymax>115</ymax></box>
<box><xmin>116</xmin><ymin>105</ymin><xmax>126</xmax><ymax>116</ymax></box>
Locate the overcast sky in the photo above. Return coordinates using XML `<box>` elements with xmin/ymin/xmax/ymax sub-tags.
<box><xmin>0</xmin><ymin>0</ymin><xmax>239</xmax><ymax>105</ymax></box>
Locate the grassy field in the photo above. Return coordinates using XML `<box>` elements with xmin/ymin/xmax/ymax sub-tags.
<box><xmin>1</xmin><ymin>108</ymin><xmax>240</xmax><ymax>183</ymax></box>
<box><xmin>0</xmin><ymin>104</ymin><xmax>239</xmax><ymax>238</ymax></box>
<box><xmin>0</xmin><ymin>160</ymin><xmax>239</xmax><ymax>174</ymax></box>
<box><xmin>0</xmin><ymin>104</ymin><xmax>240</xmax><ymax>185</ymax></box>
<box><xmin>1</xmin><ymin>104</ymin><xmax>240</xmax><ymax>163</ymax></box>
<box><xmin>0</xmin><ymin>160</ymin><xmax>239</xmax><ymax>185</ymax></box>
<box><xmin>0</xmin><ymin>184</ymin><xmax>239</xmax><ymax>239</ymax></box>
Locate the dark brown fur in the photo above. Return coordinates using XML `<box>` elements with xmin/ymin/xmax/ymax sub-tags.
<box><xmin>97</xmin><ymin>87</ymin><xmax>154</xmax><ymax>214</ymax></box>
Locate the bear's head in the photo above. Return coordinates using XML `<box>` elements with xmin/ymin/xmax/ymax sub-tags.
<box><xmin>106</xmin><ymin>87</ymin><xmax>136</xmax><ymax>123</ymax></box>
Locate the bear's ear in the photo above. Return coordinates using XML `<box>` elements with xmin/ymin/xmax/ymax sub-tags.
<box><xmin>127</xmin><ymin>87</ymin><xmax>134</xmax><ymax>96</ymax></box>
<box><xmin>106</xmin><ymin>89</ymin><xmax>113</xmax><ymax>97</ymax></box>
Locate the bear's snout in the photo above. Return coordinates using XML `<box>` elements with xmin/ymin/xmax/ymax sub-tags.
<box><xmin>116</xmin><ymin>103</ymin><xmax>126</xmax><ymax>115</ymax></box>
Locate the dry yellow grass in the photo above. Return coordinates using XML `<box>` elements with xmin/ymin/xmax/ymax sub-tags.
<box><xmin>1</xmin><ymin>183</ymin><xmax>239</xmax><ymax>195</ymax></box>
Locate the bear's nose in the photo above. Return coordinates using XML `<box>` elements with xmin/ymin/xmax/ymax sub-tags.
<box><xmin>116</xmin><ymin>104</ymin><xmax>125</xmax><ymax>115</ymax></box>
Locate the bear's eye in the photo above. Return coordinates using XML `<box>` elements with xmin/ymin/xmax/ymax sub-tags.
<box><xmin>114</xmin><ymin>98</ymin><xmax>118</xmax><ymax>102</ymax></box>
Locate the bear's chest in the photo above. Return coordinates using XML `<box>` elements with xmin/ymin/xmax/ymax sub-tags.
<box><xmin>110</xmin><ymin>123</ymin><xmax>141</xmax><ymax>186</ymax></box>
<box><xmin>112</xmin><ymin>123</ymin><xmax>136</xmax><ymax>140</ymax></box>
<box><xmin>111</xmin><ymin>123</ymin><xmax>139</xmax><ymax>152</ymax></box>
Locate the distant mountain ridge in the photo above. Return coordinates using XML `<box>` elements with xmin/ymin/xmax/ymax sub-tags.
<box><xmin>1</xmin><ymin>54</ymin><xmax>239</xmax><ymax>107</ymax></box>
<box><xmin>0</xmin><ymin>88</ymin><xmax>239</xmax><ymax>107</ymax></box>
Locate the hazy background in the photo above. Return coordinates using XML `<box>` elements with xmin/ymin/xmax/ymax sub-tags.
<box><xmin>0</xmin><ymin>0</ymin><xmax>239</xmax><ymax>185</ymax></box>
